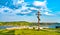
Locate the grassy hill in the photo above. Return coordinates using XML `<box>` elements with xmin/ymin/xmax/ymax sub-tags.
<box><xmin>0</xmin><ymin>21</ymin><xmax>33</xmax><ymax>26</ymax></box>
<box><xmin>0</xmin><ymin>21</ymin><xmax>60</xmax><ymax>26</ymax></box>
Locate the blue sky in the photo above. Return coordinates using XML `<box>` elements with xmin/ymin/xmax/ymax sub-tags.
<box><xmin>0</xmin><ymin>0</ymin><xmax>60</xmax><ymax>23</ymax></box>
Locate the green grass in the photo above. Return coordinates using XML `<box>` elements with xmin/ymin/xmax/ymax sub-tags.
<box><xmin>0</xmin><ymin>29</ymin><xmax>15</xmax><ymax>35</ymax></box>
<box><xmin>15</xmin><ymin>29</ymin><xmax>60</xmax><ymax>35</ymax></box>
<box><xmin>0</xmin><ymin>29</ymin><xmax>60</xmax><ymax>35</ymax></box>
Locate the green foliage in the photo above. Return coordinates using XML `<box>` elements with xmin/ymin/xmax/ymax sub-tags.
<box><xmin>33</xmin><ymin>27</ymin><xmax>35</xmax><ymax>30</ymax></box>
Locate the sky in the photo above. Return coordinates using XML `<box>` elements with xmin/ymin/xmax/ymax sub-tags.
<box><xmin>0</xmin><ymin>0</ymin><xmax>60</xmax><ymax>23</ymax></box>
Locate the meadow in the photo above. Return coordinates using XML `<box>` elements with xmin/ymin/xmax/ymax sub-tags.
<box><xmin>0</xmin><ymin>29</ymin><xmax>60</xmax><ymax>35</ymax></box>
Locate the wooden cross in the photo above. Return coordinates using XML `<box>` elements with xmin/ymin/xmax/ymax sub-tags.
<box><xmin>36</xmin><ymin>11</ymin><xmax>41</xmax><ymax>30</ymax></box>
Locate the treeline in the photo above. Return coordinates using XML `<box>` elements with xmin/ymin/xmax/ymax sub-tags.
<box><xmin>0</xmin><ymin>21</ymin><xmax>59</xmax><ymax>26</ymax></box>
<box><xmin>0</xmin><ymin>21</ymin><xmax>38</xmax><ymax>26</ymax></box>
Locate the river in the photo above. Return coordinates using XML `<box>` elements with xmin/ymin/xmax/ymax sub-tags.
<box><xmin>0</xmin><ymin>23</ymin><xmax>60</xmax><ymax>29</ymax></box>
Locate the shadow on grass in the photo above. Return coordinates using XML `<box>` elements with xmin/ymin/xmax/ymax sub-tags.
<box><xmin>0</xmin><ymin>30</ymin><xmax>15</xmax><ymax>35</ymax></box>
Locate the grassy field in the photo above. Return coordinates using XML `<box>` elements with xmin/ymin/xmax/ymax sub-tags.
<box><xmin>0</xmin><ymin>29</ymin><xmax>60</xmax><ymax>35</ymax></box>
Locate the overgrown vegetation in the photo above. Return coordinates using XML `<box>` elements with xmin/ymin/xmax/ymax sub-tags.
<box><xmin>0</xmin><ymin>29</ymin><xmax>60</xmax><ymax>35</ymax></box>
<box><xmin>0</xmin><ymin>21</ymin><xmax>33</xmax><ymax>26</ymax></box>
<box><xmin>0</xmin><ymin>21</ymin><xmax>59</xmax><ymax>26</ymax></box>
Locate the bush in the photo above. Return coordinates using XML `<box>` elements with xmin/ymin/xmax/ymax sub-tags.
<box><xmin>33</xmin><ymin>27</ymin><xmax>35</xmax><ymax>29</ymax></box>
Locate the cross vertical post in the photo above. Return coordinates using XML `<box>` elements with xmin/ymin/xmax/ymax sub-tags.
<box><xmin>36</xmin><ymin>11</ymin><xmax>41</xmax><ymax>31</ymax></box>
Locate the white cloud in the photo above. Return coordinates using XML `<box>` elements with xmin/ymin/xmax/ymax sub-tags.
<box><xmin>0</xmin><ymin>6</ymin><xmax>32</xmax><ymax>14</ymax></box>
<box><xmin>0</xmin><ymin>0</ymin><xmax>53</xmax><ymax>16</ymax></box>
<box><xmin>21</xmin><ymin>6</ymin><xmax>29</xmax><ymax>10</ymax></box>
<box><xmin>33</xmin><ymin>0</ymin><xmax>53</xmax><ymax>16</ymax></box>
<box><xmin>33</xmin><ymin>0</ymin><xmax>47</xmax><ymax>10</ymax></box>
<box><xmin>14</xmin><ymin>8</ymin><xmax>32</xmax><ymax>14</ymax></box>
<box><xmin>30</xmin><ymin>7</ymin><xmax>39</xmax><ymax>10</ymax></box>
<box><xmin>12</xmin><ymin>0</ymin><xmax>32</xmax><ymax>14</ymax></box>
<box><xmin>0</xmin><ymin>7</ymin><xmax>13</xmax><ymax>13</ymax></box>
<box><xmin>20</xmin><ymin>10</ymin><xmax>32</xmax><ymax>14</ymax></box>
<box><xmin>13</xmin><ymin>0</ymin><xmax>24</xmax><ymax>5</ymax></box>
<box><xmin>0</xmin><ymin>0</ymin><xmax>33</xmax><ymax>14</ymax></box>
<box><xmin>44</xmin><ymin>12</ymin><xmax>54</xmax><ymax>16</ymax></box>
<box><xmin>33</xmin><ymin>0</ymin><xmax>46</xmax><ymax>7</ymax></box>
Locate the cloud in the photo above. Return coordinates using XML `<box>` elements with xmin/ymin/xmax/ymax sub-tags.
<box><xmin>14</xmin><ymin>9</ymin><xmax>32</xmax><ymax>14</ymax></box>
<box><xmin>20</xmin><ymin>10</ymin><xmax>32</xmax><ymax>14</ymax></box>
<box><xmin>33</xmin><ymin>0</ymin><xmax>53</xmax><ymax>16</ymax></box>
<box><xmin>12</xmin><ymin>0</ymin><xmax>33</xmax><ymax>14</ymax></box>
<box><xmin>44</xmin><ymin>12</ymin><xmax>54</xmax><ymax>16</ymax></box>
<box><xmin>0</xmin><ymin>0</ymin><xmax>32</xmax><ymax>14</ymax></box>
<box><xmin>13</xmin><ymin>0</ymin><xmax>24</xmax><ymax>5</ymax></box>
<box><xmin>0</xmin><ymin>7</ymin><xmax>13</xmax><ymax>13</ymax></box>
<box><xmin>0</xmin><ymin>0</ymin><xmax>53</xmax><ymax>16</ymax></box>
<box><xmin>0</xmin><ymin>6</ymin><xmax>32</xmax><ymax>15</ymax></box>
<box><xmin>33</xmin><ymin>1</ymin><xmax>46</xmax><ymax>6</ymax></box>
<box><xmin>33</xmin><ymin>0</ymin><xmax>47</xmax><ymax>9</ymax></box>
<box><xmin>30</xmin><ymin>7</ymin><xmax>39</xmax><ymax>10</ymax></box>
